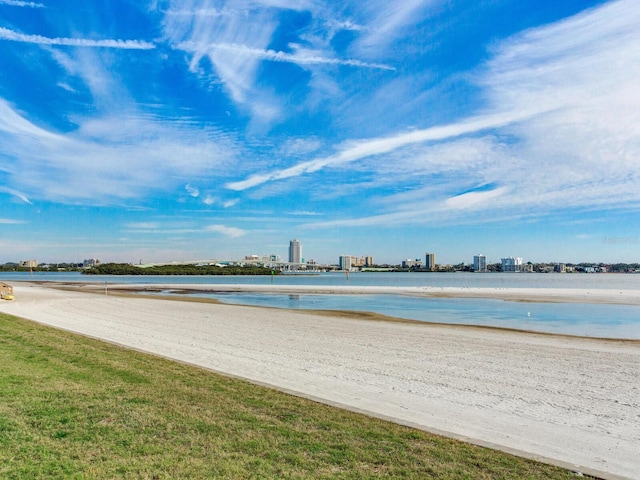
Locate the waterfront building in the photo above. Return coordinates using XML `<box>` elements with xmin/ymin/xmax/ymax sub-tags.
<box><xmin>339</xmin><ymin>255</ymin><xmax>352</xmax><ymax>271</ymax></box>
<box><xmin>501</xmin><ymin>256</ymin><xmax>523</xmax><ymax>272</ymax></box>
<box><xmin>83</xmin><ymin>258</ymin><xmax>101</xmax><ymax>268</ymax></box>
<box><xmin>473</xmin><ymin>254</ymin><xmax>487</xmax><ymax>273</ymax></box>
<box><xmin>289</xmin><ymin>239</ymin><xmax>302</xmax><ymax>264</ymax></box>
<box><xmin>555</xmin><ymin>263</ymin><xmax>567</xmax><ymax>273</ymax></box>
<box><xmin>425</xmin><ymin>253</ymin><xmax>435</xmax><ymax>271</ymax></box>
<box><xmin>402</xmin><ymin>258</ymin><xmax>423</xmax><ymax>268</ymax></box>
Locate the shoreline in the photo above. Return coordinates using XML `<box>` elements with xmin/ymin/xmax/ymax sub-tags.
<box><xmin>21</xmin><ymin>280</ymin><xmax>640</xmax><ymax>306</ymax></box>
<box><xmin>48</xmin><ymin>282</ymin><xmax>640</xmax><ymax>343</ymax></box>
<box><xmin>1</xmin><ymin>283</ymin><xmax>639</xmax><ymax>478</ymax></box>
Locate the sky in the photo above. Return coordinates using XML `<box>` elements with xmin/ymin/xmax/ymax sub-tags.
<box><xmin>1</xmin><ymin>0</ymin><xmax>639</xmax><ymax>266</ymax></box>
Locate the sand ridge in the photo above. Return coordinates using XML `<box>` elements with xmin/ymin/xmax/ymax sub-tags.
<box><xmin>1</xmin><ymin>283</ymin><xmax>639</xmax><ymax>479</ymax></box>
<box><xmin>43</xmin><ymin>280</ymin><xmax>640</xmax><ymax>306</ymax></box>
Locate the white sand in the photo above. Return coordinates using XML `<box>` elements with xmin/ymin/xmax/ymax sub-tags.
<box><xmin>2</xmin><ymin>283</ymin><xmax>639</xmax><ymax>479</ymax></box>
<box><xmin>97</xmin><ymin>282</ymin><xmax>640</xmax><ymax>305</ymax></box>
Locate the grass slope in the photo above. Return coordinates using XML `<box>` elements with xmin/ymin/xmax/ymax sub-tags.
<box><xmin>0</xmin><ymin>313</ymin><xmax>577</xmax><ymax>479</ymax></box>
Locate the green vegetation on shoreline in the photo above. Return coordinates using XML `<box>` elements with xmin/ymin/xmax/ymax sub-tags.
<box><xmin>0</xmin><ymin>313</ymin><xmax>578</xmax><ymax>479</ymax></box>
<box><xmin>83</xmin><ymin>262</ymin><xmax>279</xmax><ymax>276</ymax></box>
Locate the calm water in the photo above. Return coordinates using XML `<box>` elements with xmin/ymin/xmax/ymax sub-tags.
<box><xmin>3</xmin><ymin>271</ymin><xmax>640</xmax><ymax>338</ymax></box>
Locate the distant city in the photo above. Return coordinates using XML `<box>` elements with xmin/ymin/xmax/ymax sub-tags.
<box><xmin>3</xmin><ymin>238</ymin><xmax>640</xmax><ymax>274</ymax></box>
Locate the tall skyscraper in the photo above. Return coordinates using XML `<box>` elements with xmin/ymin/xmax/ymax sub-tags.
<box><xmin>473</xmin><ymin>254</ymin><xmax>487</xmax><ymax>273</ymax></box>
<box><xmin>425</xmin><ymin>252</ymin><xmax>435</xmax><ymax>271</ymax></box>
<box><xmin>289</xmin><ymin>239</ymin><xmax>301</xmax><ymax>263</ymax></box>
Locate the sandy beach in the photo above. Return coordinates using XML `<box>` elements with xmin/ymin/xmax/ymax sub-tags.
<box><xmin>2</xmin><ymin>282</ymin><xmax>639</xmax><ymax>479</ymax></box>
<box><xmin>71</xmin><ymin>281</ymin><xmax>640</xmax><ymax>306</ymax></box>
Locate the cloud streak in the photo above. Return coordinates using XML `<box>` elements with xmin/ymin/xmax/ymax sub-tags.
<box><xmin>0</xmin><ymin>0</ymin><xmax>43</xmax><ymax>7</ymax></box>
<box><xmin>0</xmin><ymin>218</ymin><xmax>28</xmax><ymax>224</ymax></box>
<box><xmin>0</xmin><ymin>185</ymin><xmax>33</xmax><ymax>204</ymax></box>
<box><xmin>207</xmin><ymin>224</ymin><xmax>247</xmax><ymax>238</ymax></box>
<box><xmin>225</xmin><ymin>108</ymin><xmax>547</xmax><ymax>191</ymax></box>
<box><xmin>178</xmin><ymin>42</ymin><xmax>395</xmax><ymax>71</ymax></box>
<box><xmin>231</xmin><ymin>0</ymin><xmax>640</xmax><ymax>230</ymax></box>
<box><xmin>0</xmin><ymin>27</ymin><xmax>155</xmax><ymax>49</ymax></box>
<box><xmin>0</xmin><ymin>100</ymin><xmax>237</xmax><ymax>203</ymax></box>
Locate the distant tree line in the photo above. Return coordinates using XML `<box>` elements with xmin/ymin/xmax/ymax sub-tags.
<box><xmin>82</xmin><ymin>263</ymin><xmax>280</xmax><ymax>276</ymax></box>
<box><xmin>0</xmin><ymin>263</ymin><xmax>81</xmax><ymax>272</ymax></box>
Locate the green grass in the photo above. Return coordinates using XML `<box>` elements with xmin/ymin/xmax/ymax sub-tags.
<box><xmin>0</xmin><ymin>313</ymin><xmax>577</xmax><ymax>479</ymax></box>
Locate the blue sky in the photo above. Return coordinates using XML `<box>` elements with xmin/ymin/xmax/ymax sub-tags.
<box><xmin>1</xmin><ymin>0</ymin><xmax>639</xmax><ymax>265</ymax></box>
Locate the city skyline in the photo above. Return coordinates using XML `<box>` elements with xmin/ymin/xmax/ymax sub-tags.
<box><xmin>1</xmin><ymin>1</ymin><xmax>639</xmax><ymax>265</ymax></box>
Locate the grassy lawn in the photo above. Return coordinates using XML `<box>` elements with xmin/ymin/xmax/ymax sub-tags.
<box><xmin>0</xmin><ymin>313</ymin><xmax>577</xmax><ymax>479</ymax></box>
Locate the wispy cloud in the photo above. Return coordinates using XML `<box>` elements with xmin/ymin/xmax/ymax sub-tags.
<box><xmin>185</xmin><ymin>184</ymin><xmax>200</xmax><ymax>197</ymax></box>
<box><xmin>0</xmin><ymin>100</ymin><xmax>237</xmax><ymax>203</ymax></box>
<box><xmin>206</xmin><ymin>224</ymin><xmax>247</xmax><ymax>238</ymax></box>
<box><xmin>225</xmin><ymin>108</ymin><xmax>546</xmax><ymax>191</ymax></box>
<box><xmin>352</xmin><ymin>0</ymin><xmax>437</xmax><ymax>56</ymax></box>
<box><xmin>0</xmin><ymin>185</ymin><xmax>33</xmax><ymax>204</ymax></box>
<box><xmin>165</xmin><ymin>7</ymin><xmax>230</xmax><ymax>17</ymax></box>
<box><xmin>0</xmin><ymin>218</ymin><xmax>28</xmax><ymax>224</ymax></box>
<box><xmin>124</xmin><ymin>222</ymin><xmax>160</xmax><ymax>230</ymax></box>
<box><xmin>178</xmin><ymin>42</ymin><xmax>395</xmax><ymax>71</ymax></box>
<box><xmin>235</xmin><ymin>0</ymin><xmax>640</xmax><ymax>229</ymax></box>
<box><xmin>444</xmin><ymin>187</ymin><xmax>509</xmax><ymax>210</ymax></box>
<box><xmin>0</xmin><ymin>27</ymin><xmax>155</xmax><ymax>49</ymax></box>
<box><xmin>163</xmin><ymin>5</ymin><xmax>282</xmax><ymax>125</ymax></box>
<box><xmin>0</xmin><ymin>0</ymin><xmax>43</xmax><ymax>7</ymax></box>
<box><xmin>163</xmin><ymin>1</ymin><xmax>393</xmax><ymax>129</ymax></box>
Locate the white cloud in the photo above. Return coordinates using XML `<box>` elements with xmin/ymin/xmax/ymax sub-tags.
<box><xmin>163</xmin><ymin>0</ymin><xmax>394</xmax><ymax>128</ymax></box>
<box><xmin>0</xmin><ymin>100</ymin><xmax>236</xmax><ymax>203</ymax></box>
<box><xmin>278</xmin><ymin>137</ymin><xmax>322</xmax><ymax>157</ymax></box>
<box><xmin>225</xmin><ymin>108</ymin><xmax>545</xmax><ymax>191</ymax></box>
<box><xmin>165</xmin><ymin>7</ymin><xmax>230</xmax><ymax>17</ymax></box>
<box><xmin>124</xmin><ymin>222</ymin><xmax>160</xmax><ymax>230</ymax></box>
<box><xmin>206</xmin><ymin>224</ymin><xmax>246</xmax><ymax>238</ymax></box>
<box><xmin>444</xmin><ymin>187</ymin><xmax>509</xmax><ymax>210</ymax></box>
<box><xmin>0</xmin><ymin>218</ymin><xmax>28</xmax><ymax>224</ymax></box>
<box><xmin>46</xmin><ymin>47</ymin><xmax>133</xmax><ymax>111</ymax></box>
<box><xmin>0</xmin><ymin>185</ymin><xmax>33</xmax><ymax>204</ymax></box>
<box><xmin>0</xmin><ymin>0</ymin><xmax>43</xmax><ymax>7</ymax></box>
<box><xmin>248</xmin><ymin>0</ymin><xmax>640</xmax><ymax>228</ymax></box>
<box><xmin>351</xmin><ymin>0</ymin><xmax>438</xmax><ymax>57</ymax></box>
<box><xmin>180</xmin><ymin>42</ymin><xmax>395</xmax><ymax>71</ymax></box>
<box><xmin>185</xmin><ymin>184</ymin><xmax>200</xmax><ymax>197</ymax></box>
<box><xmin>0</xmin><ymin>27</ymin><xmax>155</xmax><ymax>49</ymax></box>
<box><xmin>56</xmin><ymin>82</ymin><xmax>76</xmax><ymax>92</ymax></box>
<box><xmin>163</xmin><ymin>3</ymin><xmax>280</xmax><ymax>123</ymax></box>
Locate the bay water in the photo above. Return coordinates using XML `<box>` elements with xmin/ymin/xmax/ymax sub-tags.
<box><xmin>3</xmin><ymin>271</ymin><xmax>639</xmax><ymax>339</ymax></box>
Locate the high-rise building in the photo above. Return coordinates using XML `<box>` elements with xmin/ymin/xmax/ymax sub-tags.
<box><xmin>501</xmin><ymin>256</ymin><xmax>523</xmax><ymax>272</ymax></box>
<box><xmin>425</xmin><ymin>252</ymin><xmax>435</xmax><ymax>271</ymax></box>
<box><xmin>339</xmin><ymin>255</ymin><xmax>352</xmax><ymax>271</ymax></box>
<box><xmin>473</xmin><ymin>254</ymin><xmax>487</xmax><ymax>273</ymax></box>
<box><xmin>289</xmin><ymin>239</ymin><xmax>302</xmax><ymax>263</ymax></box>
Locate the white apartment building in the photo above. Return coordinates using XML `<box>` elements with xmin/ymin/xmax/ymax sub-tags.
<box><xmin>339</xmin><ymin>255</ymin><xmax>353</xmax><ymax>271</ymax></box>
<box><xmin>473</xmin><ymin>254</ymin><xmax>487</xmax><ymax>272</ymax></box>
<box><xmin>501</xmin><ymin>256</ymin><xmax>523</xmax><ymax>272</ymax></box>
